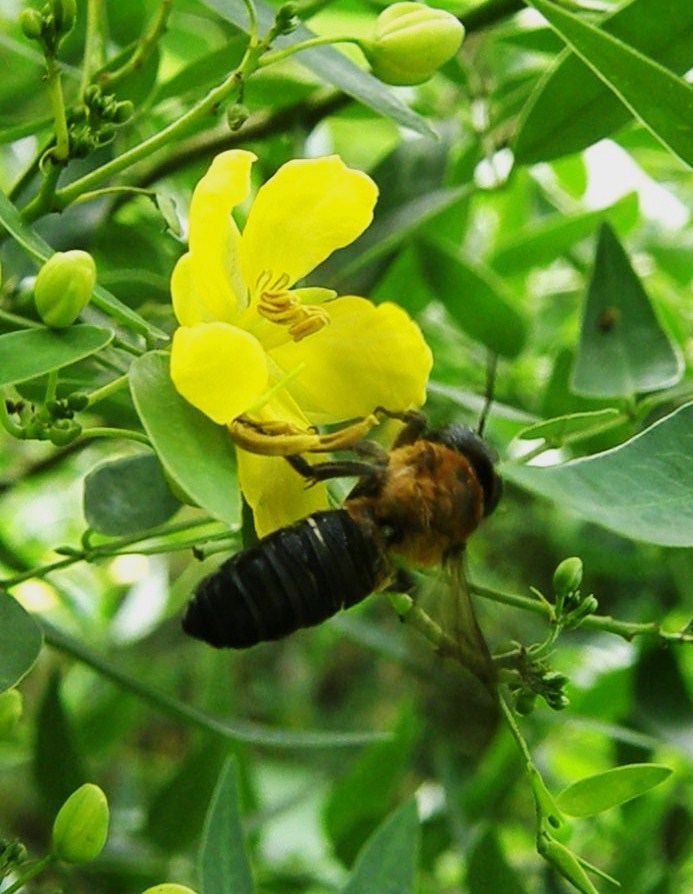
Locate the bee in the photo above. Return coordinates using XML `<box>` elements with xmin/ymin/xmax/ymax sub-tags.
<box><xmin>182</xmin><ymin>409</ymin><xmax>502</xmax><ymax>660</ymax></box>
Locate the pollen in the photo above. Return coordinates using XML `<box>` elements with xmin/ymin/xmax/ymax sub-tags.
<box><xmin>256</xmin><ymin>270</ymin><xmax>330</xmax><ymax>341</ymax></box>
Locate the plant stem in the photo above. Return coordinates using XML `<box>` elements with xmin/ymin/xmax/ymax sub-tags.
<box><xmin>470</xmin><ymin>580</ymin><xmax>693</xmax><ymax>644</ymax></box>
<box><xmin>259</xmin><ymin>35</ymin><xmax>364</xmax><ymax>68</ymax></box>
<box><xmin>1</xmin><ymin>854</ymin><xmax>55</xmax><ymax>894</ymax></box>
<box><xmin>76</xmin><ymin>427</ymin><xmax>150</xmax><ymax>446</ymax></box>
<box><xmin>22</xmin><ymin>35</ymin><xmax>268</xmax><ymax>219</ymax></box>
<box><xmin>97</xmin><ymin>0</ymin><xmax>172</xmax><ymax>89</ymax></box>
<box><xmin>86</xmin><ymin>374</ymin><xmax>130</xmax><ymax>406</ymax></box>
<box><xmin>81</xmin><ymin>0</ymin><xmax>104</xmax><ymax>94</ymax></box>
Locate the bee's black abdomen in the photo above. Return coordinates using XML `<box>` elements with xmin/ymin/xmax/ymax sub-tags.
<box><xmin>182</xmin><ymin>510</ymin><xmax>387</xmax><ymax>648</ymax></box>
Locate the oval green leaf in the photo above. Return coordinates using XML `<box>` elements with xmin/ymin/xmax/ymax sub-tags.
<box><xmin>129</xmin><ymin>351</ymin><xmax>241</xmax><ymax>528</ymax></box>
<box><xmin>522</xmin><ymin>0</ymin><xmax>693</xmax><ymax>166</ymax></box>
<box><xmin>415</xmin><ymin>240</ymin><xmax>527</xmax><ymax>357</ymax></box>
<box><xmin>571</xmin><ymin>224</ymin><xmax>682</xmax><ymax>398</ymax></box>
<box><xmin>515</xmin><ymin>0</ymin><xmax>693</xmax><ymax>163</ymax></box>
<box><xmin>200</xmin><ymin>759</ymin><xmax>254</xmax><ymax>894</ymax></box>
<box><xmin>0</xmin><ymin>593</ymin><xmax>42</xmax><ymax>692</ymax></box>
<box><xmin>489</xmin><ymin>193</ymin><xmax>638</xmax><ymax>277</ymax></box>
<box><xmin>83</xmin><ymin>452</ymin><xmax>182</xmax><ymax>536</ymax></box>
<box><xmin>0</xmin><ymin>325</ymin><xmax>113</xmax><ymax>386</ymax></box>
<box><xmin>557</xmin><ymin>763</ymin><xmax>673</xmax><ymax>817</ymax></box>
<box><xmin>504</xmin><ymin>401</ymin><xmax>693</xmax><ymax>546</ymax></box>
<box><xmin>341</xmin><ymin>799</ymin><xmax>419</xmax><ymax>894</ymax></box>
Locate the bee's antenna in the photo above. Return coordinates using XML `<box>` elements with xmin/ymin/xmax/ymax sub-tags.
<box><xmin>477</xmin><ymin>351</ymin><xmax>497</xmax><ymax>438</ymax></box>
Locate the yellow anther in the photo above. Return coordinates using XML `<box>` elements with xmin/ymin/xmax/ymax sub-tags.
<box><xmin>288</xmin><ymin>306</ymin><xmax>330</xmax><ymax>341</ymax></box>
<box><xmin>256</xmin><ymin>272</ymin><xmax>330</xmax><ymax>341</ymax></box>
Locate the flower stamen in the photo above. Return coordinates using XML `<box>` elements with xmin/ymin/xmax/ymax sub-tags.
<box><xmin>257</xmin><ymin>270</ymin><xmax>330</xmax><ymax>341</ymax></box>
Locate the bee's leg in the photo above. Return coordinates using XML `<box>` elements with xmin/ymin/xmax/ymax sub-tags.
<box><xmin>374</xmin><ymin>407</ymin><xmax>427</xmax><ymax>447</ymax></box>
<box><xmin>285</xmin><ymin>454</ymin><xmax>380</xmax><ymax>484</ymax></box>
<box><xmin>230</xmin><ymin>413</ymin><xmax>379</xmax><ymax>457</ymax></box>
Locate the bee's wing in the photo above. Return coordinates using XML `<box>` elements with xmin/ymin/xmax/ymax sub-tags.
<box><xmin>442</xmin><ymin>556</ymin><xmax>496</xmax><ymax>690</ymax></box>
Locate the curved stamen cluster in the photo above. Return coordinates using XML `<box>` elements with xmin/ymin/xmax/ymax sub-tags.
<box><xmin>256</xmin><ymin>270</ymin><xmax>330</xmax><ymax>342</ymax></box>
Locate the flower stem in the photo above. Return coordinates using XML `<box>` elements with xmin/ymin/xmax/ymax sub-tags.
<box><xmin>259</xmin><ymin>35</ymin><xmax>365</xmax><ymax>68</ymax></box>
<box><xmin>86</xmin><ymin>374</ymin><xmax>130</xmax><ymax>406</ymax></box>
<box><xmin>470</xmin><ymin>580</ymin><xmax>693</xmax><ymax>644</ymax></box>
<box><xmin>23</xmin><ymin>34</ymin><xmax>268</xmax><ymax>219</ymax></box>
<box><xmin>1</xmin><ymin>854</ymin><xmax>55</xmax><ymax>894</ymax></box>
<box><xmin>96</xmin><ymin>0</ymin><xmax>172</xmax><ymax>89</ymax></box>
<box><xmin>78</xmin><ymin>426</ymin><xmax>151</xmax><ymax>446</ymax></box>
<box><xmin>80</xmin><ymin>0</ymin><xmax>104</xmax><ymax>94</ymax></box>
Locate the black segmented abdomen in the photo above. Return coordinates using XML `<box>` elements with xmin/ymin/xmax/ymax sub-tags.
<box><xmin>182</xmin><ymin>509</ymin><xmax>388</xmax><ymax>648</ymax></box>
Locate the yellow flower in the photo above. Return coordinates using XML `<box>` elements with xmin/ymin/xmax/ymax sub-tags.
<box><xmin>170</xmin><ymin>150</ymin><xmax>432</xmax><ymax>535</ymax></box>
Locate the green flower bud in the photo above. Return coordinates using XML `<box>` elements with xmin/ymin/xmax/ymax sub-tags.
<box><xmin>226</xmin><ymin>103</ymin><xmax>250</xmax><ymax>132</ymax></box>
<box><xmin>34</xmin><ymin>250</ymin><xmax>96</xmax><ymax>328</ymax></box>
<box><xmin>540</xmin><ymin>836</ymin><xmax>598</xmax><ymax>894</ymax></box>
<box><xmin>0</xmin><ymin>690</ymin><xmax>23</xmax><ymax>737</ymax></box>
<box><xmin>19</xmin><ymin>8</ymin><xmax>44</xmax><ymax>41</ymax></box>
<box><xmin>364</xmin><ymin>2</ymin><xmax>464</xmax><ymax>86</ymax></box>
<box><xmin>51</xmin><ymin>783</ymin><xmax>109</xmax><ymax>864</ymax></box>
<box><xmin>514</xmin><ymin>689</ymin><xmax>537</xmax><ymax>716</ymax></box>
<box><xmin>66</xmin><ymin>392</ymin><xmax>89</xmax><ymax>412</ymax></box>
<box><xmin>51</xmin><ymin>0</ymin><xmax>76</xmax><ymax>35</ymax></box>
<box><xmin>111</xmin><ymin>100</ymin><xmax>134</xmax><ymax>123</ymax></box>
<box><xmin>139</xmin><ymin>886</ymin><xmax>199</xmax><ymax>894</ymax></box>
<box><xmin>552</xmin><ymin>556</ymin><xmax>583</xmax><ymax>597</ymax></box>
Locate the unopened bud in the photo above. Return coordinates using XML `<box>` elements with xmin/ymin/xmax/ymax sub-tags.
<box><xmin>51</xmin><ymin>783</ymin><xmax>109</xmax><ymax>864</ymax></box>
<box><xmin>19</xmin><ymin>8</ymin><xmax>44</xmax><ymax>41</ymax></box>
<box><xmin>34</xmin><ymin>250</ymin><xmax>96</xmax><ymax>328</ymax></box>
<box><xmin>111</xmin><ymin>100</ymin><xmax>134</xmax><ymax>123</ymax></box>
<box><xmin>364</xmin><ymin>2</ymin><xmax>464</xmax><ymax>86</ymax></box>
<box><xmin>51</xmin><ymin>0</ymin><xmax>76</xmax><ymax>35</ymax></box>
<box><xmin>226</xmin><ymin>103</ymin><xmax>249</xmax><ymax>131</ymax></box>
<box><xmin>552</xmin><ymin>556</ymin><xmax>583</xmax><ymax>598</ymax></box>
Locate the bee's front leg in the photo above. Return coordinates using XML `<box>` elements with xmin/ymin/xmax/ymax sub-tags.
<box><xmin>285</xmin><ymin>454</ymin><xmax>380</xmax><ymax>485</ymax></box>
<box><xmin>374</xmin><ymin>407</ymin><xmax>427</xmax><ymax>447</ymax></box>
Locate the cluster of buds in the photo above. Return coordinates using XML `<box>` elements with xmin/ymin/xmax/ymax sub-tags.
<box><xmin>511</xmin><ymin>651</ymin><xmax>570</xmax><ymax>715</ymax></box>
<box><xmin>362</xmin><ymin>2</ymin><xmax>465</xmax><ymax>86</ymax></box>
<box><xmin>68</xmin><ymin>86</ymin><xmax>134</xmax><ymax>158</ymax></box>
<box><xmin>0</xmin><ymin>838</ymin><xmax>27</xmax><ymax>878</ymax></box>
<box><xmin>7</xmin><ymin>392</ymin><xmax>87</xmax><ymax>446</ymax></box>
<box><xmin>552</xmin><ymin>556</ymin><xmax>598</xmax><ymax>629</ymax></box>
<box><xmin>19</xmin><ymin>0</ymin><xmax>75</xmax><ymax>56</ymax></box>
<box><xmin>274</xmin><ymin>2</ymin><xmax>299</xmax><ymax>36</ymax></box>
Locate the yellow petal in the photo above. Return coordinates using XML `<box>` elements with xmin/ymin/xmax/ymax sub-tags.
<box><xmin>188</xmin><ymin>150</ymin><xmax>257</xmax><ymax>321</ymax></box>
<box><xmin>171</xmin><ymin>253</ymin><xmax>208</xmax><ymax>326</ymax></box>
<box><xmin>239</xmin><ymin>156</ymin><xmax>378</xmax><ymax>297</ymax></box>
<box><xmin>237</xmin><ymin>449</ymin><xmax>329</xmax><ymax>537</ymax></box>
<box><xmin>170</xmin><ymin>323</ymin><xmax>268</xmax><ymax>424</ymax></box>
<box><xmin>268</xmin><ymin>297</ymin><xmax>432</xmax><ymax>422</ymax></box>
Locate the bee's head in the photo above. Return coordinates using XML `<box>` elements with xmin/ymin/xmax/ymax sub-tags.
<box><xmin>426</xmin><ymin>424</ymin><xmax>502</xmax><ymax>517</ymax></box>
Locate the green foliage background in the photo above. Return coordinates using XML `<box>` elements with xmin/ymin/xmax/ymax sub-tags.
<box><xmin>0</xmin><ymin>1</ymin><xmax>692</xmax><ymax>892</ymax></box>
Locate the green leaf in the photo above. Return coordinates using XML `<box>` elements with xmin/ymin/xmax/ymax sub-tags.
<box><xmin>415</xmin><ymin>240</ymin><xmax>527</xmax><ymax>357</ymax></box>
<box><xmin>129</xmin><ymin>351</ymin><xmax>241</xmax><ymax>528</ymax></box>
<box><xmin>0</xmin><ymin>593</ymin><xmax>42</xmax><ymax>692</ymax></box>
<box><xmin>0</xmin><ymin>325</ymin><xmax>113</xmax><ymax>386</ymax></box>
<box><xmin>83</xmin><ymin>452</ymin><xmax>182</xmax><ymax>536</ymax></box>
<box><xmin>489</xmin><ymin>193</ymin><xmax>639</xmax><ymax>276</ymax></box>
<box><xmin>325</xmin><ymin>709</ymin><xmax>416</xmax><ymax>866</ymax></box>
<box><xmin>557</xmin><ymin>764</ymin><xmax>673</xmax><ymax>817</ymax></box>
<box><xmin>0</xmin><ymin>189</ymin><xmax>167</xmax><ymax>341</ymax></box>
<box><xmin>467</xmin><ymin>828</ymin><xmax>529</xmax><ymax>894</ymax></box>
<box><xmin>341</xmin><ymin>799</ymin><xmax>419</xmax><ymax>894</ymax></box>
<box><xmin>503</xmin><ymin>401</ymin><xmax>693</xmax><ymax>546</ymax></box>
<box><xmin>517</xmin><ymin>409</ymin><xmax>621</xmax><ymax>442</ymax></box>
<box><xmin>199</xmin><ymin>759</ymin><xmax>254</xmax><ymax>894</ymax></box>
<box><xmin>199</xmin><ymin>0</ymin><xmax>434</xmax><ymax>138</ymax></box>
<box><xmin>33</xmin><ymin>672</ymin><xmax>88</xmax><ymax>816</ymax></box>
<box><xmin>522</xmin><ymin>0</ymin><xmax>693</xmax><ymax>166</ymax></box>
<box><xmin>147</xmin><ymin>740</ymin><xmax>227</xmax><ymax>852</ymax></box>
<box><xmin>571</xmin><ymin>224</ymin><xmax>682</xmax><ymax>398</ymax></box>
<box><xmin>514</xmin><ymin>0</ymin><xmax>693</xmax><ymax>163</ymax></box>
